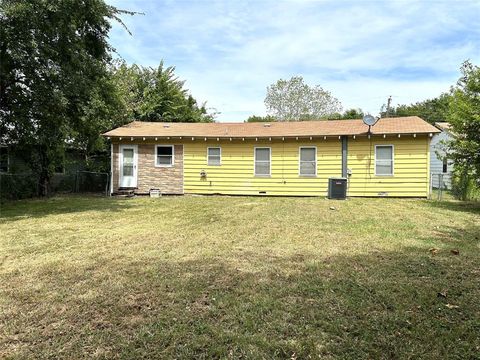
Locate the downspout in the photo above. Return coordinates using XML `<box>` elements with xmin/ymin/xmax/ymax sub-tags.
<box><xmin>341</xmin><ymin>136</ymin><xmax>348</xmax><ymax>178</ymax></box>
<box><xmin>110</xmin><ymin>143</ymin><xmax>113</xmax><ymax>196</ymax></box>
<box><xmin>341</xmin><ymin>136</ymin><xmax>349</xmax><ymax>197</ymax></box>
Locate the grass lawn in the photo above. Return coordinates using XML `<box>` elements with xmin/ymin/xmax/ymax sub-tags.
<box><xmin>1</xmin><ymin>195</ymin><xmax>479</xmax><ymax>359</ymax></box>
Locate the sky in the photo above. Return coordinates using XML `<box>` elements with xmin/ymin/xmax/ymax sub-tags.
<box><xmin>108</xmin><ymin>0</ymin><xmax>480</xmax><ymax>122</ymax></box>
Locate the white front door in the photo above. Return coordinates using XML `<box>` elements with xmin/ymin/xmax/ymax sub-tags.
<box><xmin>119</xmin><ymin>145</ymin><xmax>138</xmax><ymax>188</ymax></box>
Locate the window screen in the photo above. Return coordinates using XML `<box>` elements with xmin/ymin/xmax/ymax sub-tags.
<box><xmin>208</xmin><ymin>147</ymin><xmax>221</xmax><ymax>166</ymax></box>
<box><xmin>299</xmin><ymin>147</ymin><xmax>316</xmax><ymax>176</ymax></box>
<box><xmin>255</xmin><ymin>148</ymin><xmax>270</xmax><ymax>176</ymax></box>
<box><xmin>156</xmin><ymin>146</ymin><xmax>173</xmax><ymax>166</ymax></box>
<box><xmin>375</xmin><ymin>145</ymin><xmax>393</xmax><ymax>175</ymax></box>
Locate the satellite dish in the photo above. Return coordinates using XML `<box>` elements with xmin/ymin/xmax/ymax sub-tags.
<box><xmin>362</xmin><ymin>114</ymin><xmax>377</xmax><ymax>126</ymax></box>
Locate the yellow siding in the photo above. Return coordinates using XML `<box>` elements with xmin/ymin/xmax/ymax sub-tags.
<box><xmin>183</xmin><ymin>136</ymin><xmax>430</xmax><ymax>197</ymax></box>
<box><xmin>347</xmin><ymin>136</ymin><xmax>430</xmax><ymax>197</ymax></box>
<box><xmin>184</xmin><ymin>139</ymin><xmax>342</xmax><ymax>196</ymax></box>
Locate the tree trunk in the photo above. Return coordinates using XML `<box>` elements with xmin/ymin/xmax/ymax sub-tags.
<box><xmin>37</xmin><ymin>146</ymin><xmax>51</xmax><ymax>197</ymax></box>
<box><xmin>38</xmin><ymin>171</ymin><xmax>50</xmax><ymax>197</ymax></box>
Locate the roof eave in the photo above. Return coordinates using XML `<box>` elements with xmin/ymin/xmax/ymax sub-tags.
<box><xmin>103</xmin><ymin>131</ymin><xmax>440</xmax><ymax>139</ymax></box>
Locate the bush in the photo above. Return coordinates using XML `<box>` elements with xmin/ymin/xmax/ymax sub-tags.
<box><xmin>51</xmin><ymin>173</ymin><xmax>76</xmax><ymax>193</ymax></box>
<box><xmin>0</xmin><ymin>174</ymin><xmax>38</xmax><ymax>201</ymax></box>
<box><xmin>1</xmin><ymin>171</ymin><xmax>109</xmax><ymax>201</ymax></box>
<box><xmin>76</xmin><ymin>171</ymin><xmax>109</xmax><ymax>193</ymax></box>
<box><xmin>451</xmin><ymin>166</ymin><xmax>480</xmax><ymax>201</ymax></box>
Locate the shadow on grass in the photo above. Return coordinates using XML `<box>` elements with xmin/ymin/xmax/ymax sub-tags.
<box><xmin>425</xmin><ymin>199</ymin><xmax>480</xmax><ymax>215</ymax></box>
<box><xmin>0</xmin><ymin>195</ymin><xmax>135</xmax><ymax>222</ymax></box>
<box><xmin>1</xmin><ymin>244</ymin><xmax>479</xmax><ymax>359</ymax></box>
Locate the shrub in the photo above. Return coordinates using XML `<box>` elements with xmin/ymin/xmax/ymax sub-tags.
<box><xmin>0</xmin><ymin>174</ymin><xmax>38</xmax><ymax>201</ymax></box>
<box><xmin>451</xmin><ymin>166</ymin><xmax>480</xmax><ymax>201</ymax></box>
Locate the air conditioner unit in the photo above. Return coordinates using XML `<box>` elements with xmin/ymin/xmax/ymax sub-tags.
<box><xmin>328</xmin><ymin>178</ymin><xmax>347</xmax><ymax>200</ymax></box>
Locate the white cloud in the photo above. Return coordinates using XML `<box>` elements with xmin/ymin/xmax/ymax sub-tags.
<box><xmin>108</xmin><ymin>0</ymin><xmax>480</xmax><ymax>122</ymax></box>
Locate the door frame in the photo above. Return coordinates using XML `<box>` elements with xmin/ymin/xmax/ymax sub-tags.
<box><xmin>118</xmin><ymin>144</ymin><xmax>138</xmax><ymax>188</ymax></box>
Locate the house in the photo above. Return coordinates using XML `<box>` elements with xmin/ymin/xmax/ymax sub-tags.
<box><xmin>430</xmin><ymin>122</ymin><xmax>453</xmax><ymax>189</ymax></box>
<box><xmin>103</xmin><ymin>116</ymin><xmax>440</xmax><ymax>197</ymax></box>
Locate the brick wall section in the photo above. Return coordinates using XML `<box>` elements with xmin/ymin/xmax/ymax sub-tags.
<box><xmin>112</xmin><ymin>142</ymin><xmax>183</xmax><ymax>195</ymax></box>
<box><xmin>137</xmin><ymin>144</ymin><xmax>183</xmax><ymax>194</ymax></box>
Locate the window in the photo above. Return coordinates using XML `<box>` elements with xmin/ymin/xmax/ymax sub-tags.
<box><xmin>155</xmin><ymin>145</ymin><xmax>174</xmax><ymax>167</ymax></box>
<box><xmin>207</xmin><ymin>147</ymin><xmax>221</xmax><ymax>166</ymax></box>
<box><xmin>254</xmin><ymin>147</ymin><xmax>271</xmax><ymax>176</ymax></box>
<box><xmin>123</xmin><ymin>148</ymin><xmax>134</xmax><ymax>176</ymax></box>
<box><xmin>375</xmin><ymin>145</ymin><xmax>394</xmax><ymax>176</ymax></box>
<box><xmin>299</xmin><ymin>147</ymin><xmax>316</xmax><ymax>176</ymax></box>
<box><xmin>442</xmin><ymin>158</ymin><xmax>448</xmax><ymax>173</ymax></box>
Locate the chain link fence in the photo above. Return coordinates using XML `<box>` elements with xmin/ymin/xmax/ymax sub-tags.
<box><xmin>0</xmin><ymin>171</ymin><xmax>110</xmax><ymax>201</ymax></box>
<box><xmin>430</xmin><ymin>173</ymin><xmax>447</xmax><ymax>200</ymax></box>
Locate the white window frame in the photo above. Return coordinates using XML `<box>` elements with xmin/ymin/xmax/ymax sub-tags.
<box><xmin>254</xmin><ymin>147</ymin><xmax>271</xmax><ymax>177</ymax></box>
<box><xmin>207</xmin><ymin>147</ymin><xmax>222</xmax><ymax>166</ymax></box>
<box><xmin>298</xmin><ymin>146</ymin><xmax>317</xmax><ymax>177</ymax></box>
<box><xmin>442</xmin><ymin>158</ymin><xmax>448</xmax><ymax>174</ymax></box>
<box><xmin>375</xmin><ymin>144</ymin><xmax>394</xmax><ymax>176</ymax></box>
<box><xmin>155</xmin><ymin>145</ymin><xmax>174</xmax><ymax>167</ymax></box>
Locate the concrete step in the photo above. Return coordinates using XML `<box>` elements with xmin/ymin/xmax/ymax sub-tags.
<box><xmin>115</xmin><ymin>188</ymin><xmax>136</xmax><ymax>197</ymax></box>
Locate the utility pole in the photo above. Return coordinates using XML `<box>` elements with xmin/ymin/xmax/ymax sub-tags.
<box><xmin>386</xmin><ymin>95</ymin><xmax>392</xmax><ymax>117</ymax></box>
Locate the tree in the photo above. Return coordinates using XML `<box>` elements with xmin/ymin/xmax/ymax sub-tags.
<box><xmin>447</xmin><ymin>61</ymin><xmax>480</xmax><ymax>190</ymax></box>
<box><xmin>330</xmin><ymin>108</ymin><xmax>364</xmax><ymax>120</ymax></box>
<box><xmin>111</xmin><ymin>60</ymin><xmax>215</xmax><ymax>123</ymax></box>
<box><xmin>264</xmin><ymin>76</ymin><xmax>342</xmax><ymax>121</ymax></box>
<box><xmin>0</xmin><ymin>0</ymin><xmax>133</xmax><ymax>195</ymax></box>
<box><xmin>246</xmin><ymin>115</ymin><xmax>276</xmax><ymax>122</ymax></box>
<box><xmin>71</xmin><ymin>71</ymin><xmax>126</xmax><ymax>168</ymax></box>
<box><xmin>384</xmin><ymin>94</ymin><xmax>451</xmax><ymax>123</ymax></box>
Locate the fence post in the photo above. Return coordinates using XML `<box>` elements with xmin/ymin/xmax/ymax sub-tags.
<box><xmin>438</xmin><ymin>174</ymin><xmax>443</xmax><ymax>201</ymax></box>
<box><xmin>105</xmin><ymin>173</ymin><xmax>109</xmax><ymax>197</ymax></box>
<box><xmin>429</xmin><ymin>172</ymin><xmax>433</xmax><ymax>200</ymax></box>
<box><xmin>75</xmin><ymin>170</ymin><xmax>80</xmax><ymax>193</ymax></box>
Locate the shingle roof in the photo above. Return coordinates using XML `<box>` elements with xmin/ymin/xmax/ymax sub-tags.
<box><xmin>103</xmin><ymin>116</ymin><xmax>440</xmax><ymax>138</ymax></box>
<box><xmin>434</xmin><ymin>122</ymin><xmax>451</xmax><ymax>131</ymax></box>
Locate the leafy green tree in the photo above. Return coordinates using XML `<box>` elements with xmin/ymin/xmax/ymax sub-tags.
<box><xmin>447</xmin><ymin>61</ymin><xmax>480</xmax><ymax>193</ymax></box>
<box><xmin>247</xmin><ymin>109</ymin><xmax>363</xmax><ymax>122</ymax></box>
<box><xmin>246</xmin><ymin>115</ymin><xmax>276</xmax><ymax>122</ymax></box>
<box><xmin>111</xmin><ymin>60</ymin><xmax>215</xmax><ymax>123</ymax></box>
<box><xmin>0</xmin><ymin>0</ymin><xmax>133</xmax><ymax>195</ymax></box>
<box><xmin>264</xmin><ymin>76</ymin><xmax>342</xmax><ymax>121</ymax></box>
<box><xmin>71</xmin><ymin>73</ymin><xmax>126</xmax><ymax>166</ymax></box>
<box><xmin>330</xmin><ymin>108</ymin><xmax>364</xmax><ymax>120</ymax></box>
<box><xmin>385</xmin><ymin>94</ymin><xmax>451</xmax><ymax>123</ymax></box>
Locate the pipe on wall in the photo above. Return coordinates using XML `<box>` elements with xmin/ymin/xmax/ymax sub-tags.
<box><xmin>341</xmin><ymin>136</ymin><xmax>348</xmax><ymax>178</ymax></box>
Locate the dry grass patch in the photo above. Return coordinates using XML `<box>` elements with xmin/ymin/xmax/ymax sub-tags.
<box><xmin>0</xmin><ymin>195</ymin><xmax>479</xmax><ymax>359</ymax></box>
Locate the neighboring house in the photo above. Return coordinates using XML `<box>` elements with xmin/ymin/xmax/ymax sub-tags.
<box><xmin>103</xmin><ymin>116</ymin><xmax>440</xmax><ymax>198</ymax></box>
<box><xmin>0</xmin><ymin>145</ymin><xmax>32</xmax><ymax>174</ymax></box>
<box><xmin>430</xmin><ymin>122</ymin><xmax>453</xmax><ymax>189</ymax></box>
